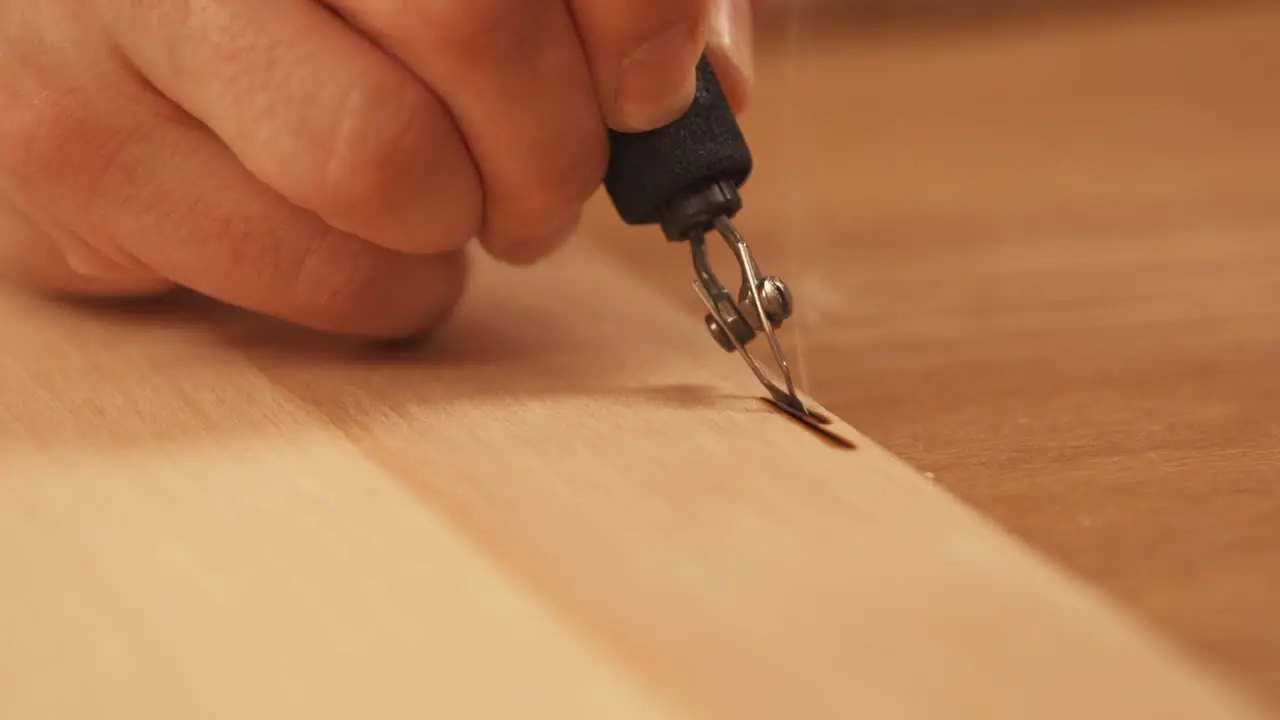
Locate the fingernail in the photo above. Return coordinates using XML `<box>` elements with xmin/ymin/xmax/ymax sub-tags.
<box><xmin>708</xmin><ymin>0</ymin><xmax>755</xmax><ymax>106</ymax></box>
<box><xmin>614</xmin><ymin>20</ymin><xmax>704</xmax><ymax>131</ymax></box>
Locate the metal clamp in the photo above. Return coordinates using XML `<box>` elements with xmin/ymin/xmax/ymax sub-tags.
<box><xmin>688</xmin><ymin>216</ymin><xmax>805</xmax><ymax>413</ymax></box>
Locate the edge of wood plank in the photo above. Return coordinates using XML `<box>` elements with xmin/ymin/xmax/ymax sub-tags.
<box><xmin>0</xmin><ymin>242</ymin><xmax>1272</xmax><ymax>718</ymax></box>
<box><xmin>278</xmin><ymin>246</ymin><xmax>1272</xmax><ymax>719</ymax></box>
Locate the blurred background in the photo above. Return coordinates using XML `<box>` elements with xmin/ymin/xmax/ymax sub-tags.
<box><xmin>752</xmin><ymin>0</ymin><xmax>1256</xmax><ymax>25</ymax></box>
<box><xmin>585</xmin><ymin>0</ymin><xmax>1280</xmax><ymax>709</ymax></box>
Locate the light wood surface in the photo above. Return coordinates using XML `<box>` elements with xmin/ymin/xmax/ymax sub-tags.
<box><xmin>588</xmin><ymin>0</ymin><xmax>1280</xmax><ymax>709</ymax></box>
<box><xmin>0</xmin><ymin>242</ymin><xmax>1268</xmax><ymax>719</ymax></box>
<box><xmin>3</xmin><ymin>2</ymin><xmax>1279</xmax><ymax>718</ymax></box>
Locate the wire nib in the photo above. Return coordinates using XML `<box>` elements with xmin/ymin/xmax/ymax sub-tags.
<box><xmin>689</xmin><ymin>216</ymin><xmax>805</xmax><ymax>413</ymax></box>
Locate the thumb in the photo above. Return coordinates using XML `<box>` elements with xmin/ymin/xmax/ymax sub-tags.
<box><xmin>707</xmin><ymin>0</ymin><xmax>755</xmax><ymax>114</ymax></box>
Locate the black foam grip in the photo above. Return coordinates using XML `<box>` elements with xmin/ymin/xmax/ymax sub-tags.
<box><xmin>603</xmin><ymin>54</ymin><xmax>753</xmax><ymax>227</ymax></box>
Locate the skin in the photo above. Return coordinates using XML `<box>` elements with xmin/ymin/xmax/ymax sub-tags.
<box><xmin>0</xmin><ymin>0</ymin><xmax>758</xmax><ymax>340</ymax></box>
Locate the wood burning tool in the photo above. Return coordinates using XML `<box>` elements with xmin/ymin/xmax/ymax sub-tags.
<box><xmin>603</xmin><ymin>53</ymin><xmax>813</xmax><ymax>419</ymax></box>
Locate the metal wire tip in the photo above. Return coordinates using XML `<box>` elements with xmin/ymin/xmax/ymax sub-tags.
<box><xmin>689</xmin><ymin>216</ymin><xmax>806</xmax><ymax>414</ymax></box>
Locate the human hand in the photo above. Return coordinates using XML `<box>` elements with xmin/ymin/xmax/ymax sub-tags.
<box><xmin>0</xmin><ymin>0</ymin><xmax>756</xmax><ymax>339</ymax></box>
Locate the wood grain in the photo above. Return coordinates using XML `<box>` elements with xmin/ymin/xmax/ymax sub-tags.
<box><xmin>2</xmin><ymin>2</ymin><xmax>1278</xmax><ymax>718</ymax></box>
<box><xmin>588</xmin><ymin>0</ymin><xmax>1280</xmax><ymax>709</ymax></box>
<box><xmin>0</xmin><ymin>242</ymin><xmax>1268</xmax><ymax>718</ymax></box>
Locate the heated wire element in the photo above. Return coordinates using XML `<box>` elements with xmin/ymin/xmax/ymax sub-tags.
<box><xmin>604</xmin><ymin>54</ymin><xmax>809</xmax><ymax>416</ymax></box>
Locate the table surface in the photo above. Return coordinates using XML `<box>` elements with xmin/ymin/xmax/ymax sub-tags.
<box><xmin>583</xmin><ymin>1</ymin><xmax>1280</xmax><ymax>708</ymax></box>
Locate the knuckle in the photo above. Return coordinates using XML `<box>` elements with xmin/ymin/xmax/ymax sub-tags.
<box><xmin>419</xmin><ymin>0</ymin><xmax>520</xmax><ymax>62</ymax></box>
<box><xmin>363</xmin><ymin>0</ymin><xmax>516</xmax><ymax>62</ymax></box>
<box><xmin>483</xmin><ymin>115</ymin><xmax>607</xmax><ymax>241</ymax></box>
<box><xmin>638</xmin><ymin>3</ymin><xmax>709</xmax><ymax>43</ymax></box>
<box><xmin>278</xmin><ymin>228</ymin><xmax>465</xmax><ymax>338</ymax></box>
<box><xmin>277</xmin><ymin>228</ymin><xmax>383</xmax><ymax>324</ymax></box>
<box><xmin>587</xmin><ymin>1</ymin><xmax>707</xmax><ymax>57</ymax></box>
<box><xmin>522</xmin><ymin>127</ymin><xmax>608</xmax><ymax>231</ymax></box>
<box><xmin>0</xmin><ymin>7</ymin><xmax>118</xmax><ymax>192</ymax></box>
<box><xmin>0</xmin><ymin>78</ymin><xmax>76</xmax><ymax>188</ymax></box>
<box><xmin>426</xmin><ymin>175</ymin><xmax>484</xmax><ymax>251</ymax></box>
<box><xmin>315</xmin><ymin>78</ymin><xmax>436</xmax><ymax>226</ymax></box>
<box><xmin>0</xmin><ymin>63</ymin><xmax>134</xmax><ymax>206</ymax></box>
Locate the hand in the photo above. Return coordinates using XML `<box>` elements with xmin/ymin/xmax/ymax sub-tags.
<box><xmin>0</xmin><ymin>0</ymin><xmax>756</xmax><ymax>339</ymax></box>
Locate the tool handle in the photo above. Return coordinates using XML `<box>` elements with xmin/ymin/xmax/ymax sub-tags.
<box><xmin>603</xmin><ymin>54</ymin><xmax>753</xmax><ymax>241</ymax></box>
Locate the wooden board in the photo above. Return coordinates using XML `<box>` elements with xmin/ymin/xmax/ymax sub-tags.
<box><xmin>588</xmin><ymin>1</ymin><xmax>1280</xmax><ymax>706</ymax></box>
<box><xmin>0</xmin><ymin>242</ymin><xmax>1268</xmax><ymax>719</ymax></box>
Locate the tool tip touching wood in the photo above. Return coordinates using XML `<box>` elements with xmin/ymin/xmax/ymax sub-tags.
<box><xmin>689</xmin><ymin>214</ymin><xmax>804</xmax><ymax>414</ymax></box>
<box><xmin>603</xmin><ymin>53</ymin><xmax>812</xmax><ymax>420</ymax></box>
